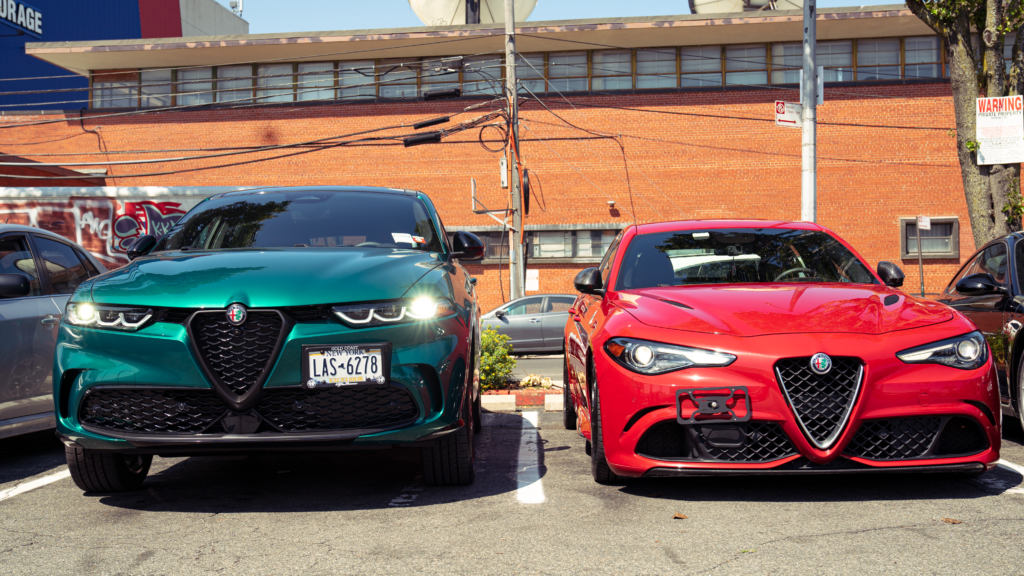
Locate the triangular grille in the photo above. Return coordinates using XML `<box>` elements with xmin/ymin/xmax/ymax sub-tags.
<box><xmin>774</xmin><ymin>357</ymin><xmax>863</xmax><ymax>450</ymax></box>
<box><xmin>191</xmin><ymin>311</ymin><xmax>284</xmax><ymax>396</ymax></box>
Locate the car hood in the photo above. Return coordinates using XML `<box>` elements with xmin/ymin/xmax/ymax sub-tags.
<box><xmin>617</xmin><ymin>284</ymin><xmax>953</xmax><ymax>336</ymax></box>
<box><xmin>88</xmin><ymin>248</ymin><xmax>443</xmax><ymax>308</ymax></box>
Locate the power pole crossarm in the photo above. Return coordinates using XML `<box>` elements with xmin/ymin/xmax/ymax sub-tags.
<box><xmin>505</xmin><ymin>0</ymin><xmax>525</xmax><ymax>300</ymax></box>
<box><xmin>801</xmin><ymin>0</ymin><xmax>817</xmax><ymax>223</ymax></box>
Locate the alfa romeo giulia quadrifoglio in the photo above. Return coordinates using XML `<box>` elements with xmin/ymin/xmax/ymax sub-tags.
<box><xmin>54</xmin><ymin>187</ymin><xmax>485</xmax><ymax>492</ymax></box>
<box><xmin>562</xmin><ymin>220</ymin><xmax>1000</xmax><ymax>483</ymax></box>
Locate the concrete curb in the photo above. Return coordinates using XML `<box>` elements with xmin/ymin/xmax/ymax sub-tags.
<box><xmin>544</xmin><ymin>395</ymin><xmax>563</xmax><ymax>413</ymax></box>
<box><xmin>481</xmin><ymin>395</ymin><xmax>517</xmax><ymax>412</ymax></box>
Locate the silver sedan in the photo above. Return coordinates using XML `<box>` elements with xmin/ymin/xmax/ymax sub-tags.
<box><xmin>481</xmin><ymin>293</ymin><xmax>576</xmax><ymax>354</ymax></box>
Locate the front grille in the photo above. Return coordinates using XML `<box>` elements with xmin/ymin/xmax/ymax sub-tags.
<box><xmin>636</xmin><ymin>421</ymin><xmax>797</xmax><ymax>463</ymax></box>
<box><xmin>80</xmin><ymin>388</ymin><xmax>225</xmax><ymax>434</ymax></box>
<box><xmin>258</xmin><ymin>386</ymin><xmax>419</xmax><ymax>431</ymax></box>
<box><xmin>191</xmin><ymin>311</ymin><xmax>284</xmax><ymax>396</ymax></box>
<box><xmin>158</xmin><ymin>308</ymin><xmax>195</xmax><ymax>324</ymax></box>
<box><xmin>844</xmin><ymin>417</ymin><xmax>941</xmax><ymax>460</ymax></box>
<box><xmin>286</xmin><ymin>306</ymin><xmax>331</xmax><ymax>323</ymax></box>
<box><xmin>775</xmin><ymin>357</ymin><xmax>862</xmax><ymax>449</ymax></box>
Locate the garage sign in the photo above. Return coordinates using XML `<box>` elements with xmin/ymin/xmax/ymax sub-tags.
<box><xmin>0</xmin><ymin>0</ymin><xmax>43</xmax><ymax>38</ymax></box>
<box><xmin>976</xmin><ymin>95</ymin><xmax>1024</xmax><ymax>165</ymax></box>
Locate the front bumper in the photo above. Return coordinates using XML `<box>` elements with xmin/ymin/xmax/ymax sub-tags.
<box><xmin>53</xmin><ymin>313</ymin><xmax>473</xmax><ymax>453</ymax></box>
<box><xmin>593</xmin><ymin>327</ymin><xmax>1001</xmax><ymax>477</ymax></box>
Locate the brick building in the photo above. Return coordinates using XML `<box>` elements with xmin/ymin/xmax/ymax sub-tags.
<box><xmin>0</xmin><ymin>5</ymin><xmax>981</xmax><ymax>311</ymax></box>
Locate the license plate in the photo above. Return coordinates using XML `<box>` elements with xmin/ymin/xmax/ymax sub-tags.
<box><xmin>301</xmin><ymin>343</ymin><xmax>390</xmax><ymax>389</ymax></box>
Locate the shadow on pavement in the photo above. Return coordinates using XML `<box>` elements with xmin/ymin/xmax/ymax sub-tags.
<box><xmin>94</xmin><ymin>412</ymin><xmax>538</xmax><ymax>513</ymax></box>
<box><xmin>0</xmin><ymin>429</ymin><xmax>65</xmax><ymax>486</ymax></box>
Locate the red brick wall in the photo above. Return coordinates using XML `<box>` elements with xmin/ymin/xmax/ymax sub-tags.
<box><xmin>0</xmin><ymin>82</ymin><xmax>973</xmax><ymax>310</ymax></box>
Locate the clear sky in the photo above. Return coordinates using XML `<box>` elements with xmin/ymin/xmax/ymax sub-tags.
<box><xmin>214</xmin><ymin>0</ymin><xmax>900</xmax><ymax>34</ymax></box>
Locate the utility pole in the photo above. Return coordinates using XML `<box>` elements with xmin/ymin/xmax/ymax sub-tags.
<box><xmin>466</xmin><ymin>0</ymin><xmax>481</xmax><ymax>24</ymax></box>
<box><xmin>801</xmin><ymin>0</ymin><xmax>817</xmax><ymax>222</ymax></box>
<box><xmin>505</xmin><ymin>0</ymin><xmax>525</xmax><ymax>299</ymax></box>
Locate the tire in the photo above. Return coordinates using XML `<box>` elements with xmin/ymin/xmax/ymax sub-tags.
<box><xmin>563</xmin><ymin>360</ymin><xmax>577</xmax><ymax>430</ymax></box>
<box><xmin>421</xmin><ymin>392</ymin><xmax>475</xmax><ymax>486</ymax></box>
<box><xmin>472</xmin><ymin>391</ymin><xmax>482</xmax><ymax>434</ymax></box>
<box><xmin>590</xmin><ymin>373</ymin><xmax>624</xmax><ymax>485</ymax></box>
<box><xmin>65</xmin><ymin>445</ymin><xmax>152</xmax><ymax>493</ymax></box>
<box><xmin>1017</xmin><ymin>353</ymin><xmax>1024</xmax><ymax>434</ymax></box>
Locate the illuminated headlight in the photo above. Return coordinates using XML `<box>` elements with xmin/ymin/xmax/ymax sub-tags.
<box><xmin>65</xmin><ymin>302</ymin><xmax>154</xmax><ymax>331</ymax></box>
<box><xmin>896</xmin><ymin>331</ymin><xmax>988</xmax><ymax>370</ymax></box>
<box><xmin>331</xmin><ymin>298</ymin><xmax>456</xmax><ymax>328</ymax></box>
<box><xmin>604</xmin><ymin>337</ymin><xmax>736</xmax><ymax>375</ymax></box>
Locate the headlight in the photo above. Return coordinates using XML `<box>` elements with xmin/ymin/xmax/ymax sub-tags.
<box><xmin>65</xmin><ymin>302</ymin><xmax>154</xmax><ymax>332</ymax></box>
<box><xmin>604</xmin><ymin>337</ymin><xmax>736</xmax><ymax>375</ymax></box>
<box><xmin>896</xmin><ymin>331</ymin><xmax>988</xmax><ymax>370</ymax></box>
<box><xmin>331</xmin><ymin>297</ymin><xmax>456</xmax><ymax>328</ymax></box>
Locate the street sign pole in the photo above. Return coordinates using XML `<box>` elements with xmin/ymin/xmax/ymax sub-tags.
<box><xmin>916</xmin><ymin>216</ymin><xmax>930</xmax><ymax>297</ymax></box>
<box><xmin>801</xmin><ymin>0</ymin><xmax>817</xmax><ymax>222</ymax></box>
<box><xmin>505</xmin><ymin>0</ymin><xmax>525</xmax><ymax>300</ymax></box>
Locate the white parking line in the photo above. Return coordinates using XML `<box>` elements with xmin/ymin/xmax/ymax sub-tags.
<box><xmin>389</xmin><ymin>479</ymin><xmax>424</xmax><ymax>507</ymax></box>
<box><xmin>0</xmin><ymin>469</ymin><xmax>71</xmax><ymax>503</ymax></box>
<box><xmin>517</xmin><ymin>411</ymin><xmax>545</xmax><ymax>504</ymax></box>
<box><xmin>996</xmin><ymin>459</ymin><xmax>1024</xmax><ymax>495</ymax></box>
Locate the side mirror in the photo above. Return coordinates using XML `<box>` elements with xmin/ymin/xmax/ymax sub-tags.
<box><xmin>876</xmin><ymin>261</ymin><xmax>905</xmax><ymax>288</ymax></box>
<box><xmin>494</xmin><ymin>309</ymin><xmax>506</xmax><ymax>318</ymax></box>
<box><xmin>574</xmin><ymin>267</ymin><xmax>605</xmax><ymax>296</ymax></box>
<box><xmin>956</xmin><ymin>273</ymin><xmax>1003</xmax><ymax>296</ymax></box>
<box><xmin>0</xmin><ymin>273</ymin><xmax>31</xmax><ymax>298</ymax></box>
<box><xmin>127</xmin><ymin>234</ymin><xmax>157</xmax><ymax>261</ymax></box>
<box><xmin>450</xmin><ymin>231</ymin><xmax>484</xmax><ymax>261</ymax></box>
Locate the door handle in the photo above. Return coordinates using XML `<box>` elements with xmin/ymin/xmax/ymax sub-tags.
<box><xmin>529</xmin><ymin>318</ymin><xmax>541</xmax><ymax>323</ymax></box>
<box><xmin>41</xmin><ymin>315</ymin><xmax>60</xmax><ymax>325</ymax></box>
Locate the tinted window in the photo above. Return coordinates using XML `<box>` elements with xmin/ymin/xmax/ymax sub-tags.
<box><xmin>545</xmin><ymin>296</ymin><xmax>575</xmax><ymax>313</ymax></box>
<box><xmin>76</xmin><ymin>249</ymin><xmax>101</xmax><ymax>276</ymax></box>
<box><xmin>616</xmin><ymin>228</ymin><xmax>877</xmax><ymax>290</ymax></box>
<box><xmin>0</xmin><ymin>236</ymin><xmax>41</xmax><ymax>297</ymax></box>
<box><xmin>156</xmin><ymin>191</ymin><xmax>444</xmax><ymax>253</ymax></box>
<box><xmin>948</xmin><ymin>253</ymin><xmax>982</xmax><ymax>295</ymax></box>
<box><xmin>598</xmin><ymin>232</ymin><xmax>623</xmax><ymax>287</ymax></box>
<box><xmin>34</xmin><ymin>236</ymin><xmax>89</xmax><ymax>295</ymax></box>
<box><xmin>506</xmin><ymin>297</ymin><xmax>543</xmax><ymax>316</ymax></box>
<box><xmin>979</xmin><ymin>243</ymin><xmax>1008</xmax><ymax>284</ymax></box>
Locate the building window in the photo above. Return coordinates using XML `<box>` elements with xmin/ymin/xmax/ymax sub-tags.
<box><xmin>177</xmin><ymin>67</ymin><xmax>213</xmax><ymax>106</ymax></box>
<box><xmin>257</xmin><ymin>64</ymin><xmax>294</xmax><ymax>103</ymax></box>
<box><xmin>463</xmin><ymin>54</ymin><xmax>503</xmax><ymax>95</ymax></box>
<box><xmin>297</xmin><ymin>62</ymin><xmax>335</xmax><ymax>101</ymax></box>
<box><xmin>592</xmin><ymin>49</ymin><xmax>633</xmax><ymax>91</ymax></box>
<box><xmin>857</xmin><ymin>38</ymin><xmax>901</xmax><ymax>80</ymax></box>
<box><xmin>905</xmin><ymin>36</ymin><xmax>942</xmax><ymax>79</ymax></box>
<box><xmin>140</xmin><ymin>69</ymin><xmax>172</xmax><ymax>107</ymax></box>
<box><xmin>516</xmin><ymin>53</ymin><xmax>546</xmax><ymax>94</ymax></box>
<box><xmin>819</xmin><ymin>40</ymin><xmax>854</xmax><ymax>82</ymax></box>
<box><xmin>636</xmin><ymin>48</ymin><xmax>677</xmax><ymax>89</ymax></box>
<box><xmin>725</xmin><ymin>44</ymin><xmax>767</xmax><ymax>86</ymax></box>
<box><xmin>529</xmin><ymin>231</ymin><xmax>574</xmax><ymax>258</ymax></box>
<box><xmin>547</xmin><ymin>52</ymin><xmax>588</xmax><ymax>92</ymax></box>
<box><xmin>770</xmin><ymin>42</ymin><xmax>802</xmax><ymax>84</ymax></box>
<box><xmin>217</xmin><ymin>65</ymin><xmax>252</xmax><ymax>102</ymax></box>
<box><xmin>463</xmin><ymin>230</ymin><xmax>619</xmax><ymax>261</ymax></box>
<box><xmin>378</xmin><ymin>59</ymin><xmax>418</xmax><ymax>98</ymax></box>
<box><xmin>680</xmin><ymin>46</ymin><xmax>722</xmax><ymax>87</ymax></box>
<box><xmin>338</xmin><ymin>60</ymin><xmax>376</xmax><ymax>100</ymax></box>
<box><xmin>899</xmin><ymin>217</ymin><xmax>959</xmax><ymax>260</ymax></box>
<box><xmin>93</xmin><ymin>71</ymin><xmax>138</xmax><ymax>108</ymax></box>
<box><xmin>421</xmin><ymin>58</ymin><xmax>461</xmax><ymax>94</ymax></box>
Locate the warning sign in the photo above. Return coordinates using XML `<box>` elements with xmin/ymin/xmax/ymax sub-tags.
<box><xmin>976</xmin><ymin>96</ymin><xmax>1024</xmax><ymax>165</ymax></box>
<box><xmin>775</xmin><ymin>101</ymin><xmax>802</xmax><ymax>128</ymax></box>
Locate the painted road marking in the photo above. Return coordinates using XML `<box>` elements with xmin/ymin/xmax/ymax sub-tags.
<box><xmin>517</xmin><ymin>411</ymin><xmax>545</xmax><ymax>504</ymax></box>
<box><xmin>996</xmin><ymin>459</ymin><xmax>1024</xmax><ymax>495</ymax></box>
<box><xmin>389</xmin><ymin>476</ymin><xmax>424</xmax><ymax>507</ymax></box>
<box><xmin>0</xmin><ymin>469</ymin><xmax>71</xmax><ymax>503</ymax></box>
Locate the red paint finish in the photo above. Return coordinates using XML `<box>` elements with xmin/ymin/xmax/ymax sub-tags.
<box><xmin>565</xmin><ymin>220</ymin><xmax>1001</xmax><ymax>478</ymax></box>
<box><xmin>138</xmin><ymin>0</ymin><xmax>182</xmax><ymax>39</ymax></box>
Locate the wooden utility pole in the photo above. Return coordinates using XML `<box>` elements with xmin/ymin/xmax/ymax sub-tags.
<box><xmin>505</xmin><ymin>0</ymin><xmax>524</xmax><ymax>299</ymax></box>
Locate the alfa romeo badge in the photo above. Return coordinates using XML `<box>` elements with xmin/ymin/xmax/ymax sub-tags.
<box><xmin>809</xmin><ymin>353</ymin><xmax>832</xmax><ymax>375</ymax></box>
<box><xmin>226</xmin><ymin>303</ymin><xmax>247</xmax><ymax>326</ymax></box>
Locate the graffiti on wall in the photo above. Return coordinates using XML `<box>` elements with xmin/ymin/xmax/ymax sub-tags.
<box><xmin>0</xmin><ymin>197</ymin><xmax>199</xmax><ymax>266</ymax></box>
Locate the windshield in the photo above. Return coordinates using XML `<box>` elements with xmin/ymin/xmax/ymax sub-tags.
<box><xmin>155</xmin><ymin>191</ymin><xmax>444</xmax><ymax>253</ymax></box>
<box><xmin>615</xmin><ymin>228</ymin><xmax>877</xmax><ymax>290</ymax></box>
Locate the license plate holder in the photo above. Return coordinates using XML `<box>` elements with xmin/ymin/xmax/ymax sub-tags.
<box><xmin>301</xmin><ymin>343</ymin><xmax>391</xmax><ymax>389</ymax></box>
<box><xmin>676</xmin><ymin>386</ymin><xmax>750</xmax><ymax>424</ymax></box>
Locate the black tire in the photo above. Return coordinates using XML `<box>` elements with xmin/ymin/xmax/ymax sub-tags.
<box><xmin>591</xmin><ymin>373</ymin><xmax>624</xmax><ymax>485</ymax></box>
<box><xmin>472</xmin><ymin>391</ymin><xmax>482</xmax><ymax>434</ymax></box>
<box><xmin>1017</xmin><ymin>353</ymin><xmax>1024</xmax><ymax>434</ymax></box>
<box><xmin>422</xmin><ymin>392</ymin><xmax>475</xmax><ymax>486</ymax></box>
<box><xmin>65</xmin><ymin>445</ymin><xmax>152</xmax><ymax>493</ymax></box>
<box><xmin>585</xmin><ymin>440</ymin><xmax>592</xmax><ymax>456</ymax></box>
<box><xmin>563</xmin><ymin>360</ymin><xmax>577</xmax><ymax>430</ymax></box>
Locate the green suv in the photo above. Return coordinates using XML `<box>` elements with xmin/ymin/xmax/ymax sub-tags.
<box><xmin>54</xmin><ymin>187</ymin><xmax>484</xmax><ymax>491</ymax></box>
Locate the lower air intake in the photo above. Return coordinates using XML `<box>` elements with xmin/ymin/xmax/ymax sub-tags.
<box><xmin>636</xmin><ymin>421</ymin><xmax>797</xmax><ymax>463</ymax></box>
<box><xmin>80</xmin><ymin>388</ymin><xmax>226</xmax><ymax>434</ymax></box>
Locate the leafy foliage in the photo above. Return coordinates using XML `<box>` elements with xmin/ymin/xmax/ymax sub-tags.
<box><xmin>480</xmin><ymin>327</ymin><xmax>516</xmax><ymax>391</ymax></box>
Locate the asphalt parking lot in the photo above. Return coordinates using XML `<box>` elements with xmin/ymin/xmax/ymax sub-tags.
<box><xmin>2</xmin><ymin>412</ymin><xmax>1024</xmax><ymax>575</ymax></box>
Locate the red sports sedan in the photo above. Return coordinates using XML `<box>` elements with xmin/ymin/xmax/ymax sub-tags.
<box><xmin>563</xmin><ymin>220</ymin><xmax>1000</xmax><ymax>483</ymax></box>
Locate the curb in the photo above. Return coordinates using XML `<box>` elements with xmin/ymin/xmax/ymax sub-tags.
<box><xmin>480</xmin><ymin>395</ymin><xmax>516</xmax><ymax>412</ymax></box>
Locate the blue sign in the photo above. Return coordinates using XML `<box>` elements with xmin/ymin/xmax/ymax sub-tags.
<box><xmin>0</xmin><ymin>0</ymin><xmax>43</xmax><ymax>38</ymax></box>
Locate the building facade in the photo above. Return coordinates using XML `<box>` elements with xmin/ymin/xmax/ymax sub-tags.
<box><xmin>0</xmin><ymin>6</ymin><xmax>980</xmax><ymax>311</ymax></box>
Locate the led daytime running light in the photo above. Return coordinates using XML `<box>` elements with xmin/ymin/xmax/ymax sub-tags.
<box><xmin>65</xmin><ymin>303</ymin><xmax>154</xmax><ymax>331</ymax></box>
<box><xmin>332</xmin><ymin>298</ymin><xmax>455</xmax><ymax>328</ymax></box>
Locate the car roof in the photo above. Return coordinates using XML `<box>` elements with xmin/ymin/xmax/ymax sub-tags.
<box><xmin>213</xmin><ymin>186</ymin><xmax>419</xmax><ymax>199</ymax></box>
<box><xmin>634</xmin><ymin>220</ymin><xmax>826</xmax><ymax>235</ymax></box>
<box><xmin>0</xmin><ymin>223</ymin><xmax>78</xmax><ymax>240</ymax></box>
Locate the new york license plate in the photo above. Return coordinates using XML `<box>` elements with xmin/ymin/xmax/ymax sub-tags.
<box><xmin>301</xmin><ymin>344</ymin><xmax>390</xmax><ymax>389</ymax></box>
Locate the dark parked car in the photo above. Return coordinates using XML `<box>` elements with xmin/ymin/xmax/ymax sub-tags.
<box><xmin>481</xmin><ymin>294</ymin><xmax>576</xmax><ymax>353</ymax></box>
<box><xmin>0</xmin><ymin>225</ymin><xmax>105</xmax><ymax>439</ymax></box>
<box><xmin>937</xmin><ymin>233</ymin><xmax>1024</xmax><ymax>431</ymax></box>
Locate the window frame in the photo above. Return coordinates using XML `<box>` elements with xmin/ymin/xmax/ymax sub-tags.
<box><xmin>31</xmin><ymin>234</ymin><xmax>93</xmax><ymax>296</ymax></box>
<box><xmin>0</xmin><ymin>233</ymin><xmax>45</xmax><ymax>299</ymax></box>
<box><xmin>899</xmin><ymin>216</ymin><xmax>960</xmax><ymax>260</ymax></box>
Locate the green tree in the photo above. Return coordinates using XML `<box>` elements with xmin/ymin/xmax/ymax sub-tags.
<box><xmin>906</xmin><ymin>0</ymin><xmax>1024</xmax><ymax>247</ymax></box>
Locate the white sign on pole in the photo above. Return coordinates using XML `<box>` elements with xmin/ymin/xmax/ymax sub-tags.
<box><xmin>917</xmin><ymin>215</ymin><xmax>931</xmax><ymax>231</ymax></box>
<box><xmin>976</xmin><ymin>96</ymin><xmax>1024</xmax><ymax>165</ymax></box>
<box><xmin>775</xmin><ymin>101</ymin><xmax>802</xmax><ymax>128</ymax></box>
<box><xmin>799</xmin><ymin>67</ymin><xmax>824</xmax><ymax>106</ymax></box>
<box><xmin>525</xmin><ymin>269</ymin><xmax>539</xmax><ymax>292</ymax></box>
